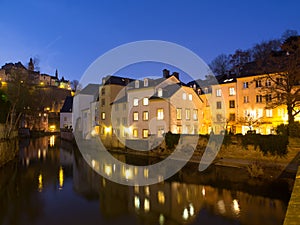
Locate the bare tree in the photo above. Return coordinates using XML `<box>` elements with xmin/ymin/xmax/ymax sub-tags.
<box><xmin>71</xmin><ymin>80</ymin><xmax>80</xmax><ymax>92</ymax></box>
<box><xmin>257</xmin><ymin>36</ymin><xmax>300</xmax><ymax>135</ymax></box>
<box><xmin>209</xmin><ymin>54</ymin><xmax>230</xmax><ymax>76</ymax></box>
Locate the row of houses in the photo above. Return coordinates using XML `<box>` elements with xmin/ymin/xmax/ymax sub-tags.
<box><xmin>61</xmin><ymin>69</ymin><xmax>300</xmax><ymax>148</ymax></box>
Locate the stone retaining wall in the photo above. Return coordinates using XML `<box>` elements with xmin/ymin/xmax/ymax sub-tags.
<box><xmin>0</xmin><ymin>138</ymin><xmax>18</xmax><ymax>167</ymax></box>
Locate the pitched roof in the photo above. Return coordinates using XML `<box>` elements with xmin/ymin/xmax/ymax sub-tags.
<box><xmin>78</xmin><ymin>84</ymin><xmax>99</xmax><ymax>95</ymax></box>
<box><xmin>149</xmin><ymin>84</ymin><xmax>181</xmax><ymax>100</ymax></box>
<box><xmin>60</xmin><ymin>96</ymin><xmax>73</xmax><ymax>112</ymax></box>
<box><xmin>103</xmin><ymin>75</ymin><xmax>134</xmax><ymax>86</ymax></box>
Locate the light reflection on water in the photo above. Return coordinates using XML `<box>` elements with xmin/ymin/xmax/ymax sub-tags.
<box><xmin>0</xmin><ymin>136</ymin><xmax>289</xmax><ymax>225</ymax></box>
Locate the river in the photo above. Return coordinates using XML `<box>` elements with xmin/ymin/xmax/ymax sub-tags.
<box><xmin>0</xmin><ymin>135</ymin><xmax>290</xmax><ymax>225</ymax></box>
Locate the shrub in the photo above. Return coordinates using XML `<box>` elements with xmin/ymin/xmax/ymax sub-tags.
<box><xmin>247</xmin><ymin>161</ymin><xmax>264</xmax><ymax>178</ymax></box>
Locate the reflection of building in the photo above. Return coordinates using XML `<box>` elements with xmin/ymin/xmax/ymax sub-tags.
<box><xmin>71</xmin><ymin>152</ymin><xmax>287</xmax><ymax>225</ymax></box>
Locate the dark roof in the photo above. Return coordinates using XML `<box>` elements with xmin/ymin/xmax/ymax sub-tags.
<box><xmin>79</xmin><ymin>84</ymin><xmax>99</xmax><ymax>95</ymax></box>
<box><xmin>60</xmin><ymin>96</ymin><xmax>73</xmax><ymax>112</ymax></box>
<box><xmin>111</xmin><ymin>95</ymin><xmax>127</xmax><ymax>104</ymax></box>
<box><xmin>103</xmin><ymin>75</ymin><xmax>134</xmax><ymax>86</ymax></box>
<box><xmin>149</xmin><ymin>84</ymin><xmax>181</xmax><ymax>100</ymax></box>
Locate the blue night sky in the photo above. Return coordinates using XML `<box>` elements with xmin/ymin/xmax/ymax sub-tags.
<box><xmin>0</xmin><ymin>0</ymin><xmax>300</xmax><ymax>82</ymax></box>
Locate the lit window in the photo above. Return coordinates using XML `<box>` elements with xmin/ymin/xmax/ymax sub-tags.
<box><xmin>229</xmin><ymin>100</ymin><xmax>235</xmax><ymax>108</ymax></box>
<box><xmin>144</xmin><ymin>78</ymin><xmax>148</xmax><ymax>87</ymax></box>
<box><xmin>257</xmin><ymin>109</ymin><xmax>263</xmax><ymax>118</ymax></box>
<box><xmin>143</xmin><ymin>111</ymin><xmax>149</xmax><ymax>121</ymax></box>
<box><xmin>229</xmin><ymin>87</ymin><xmax>235</xmax><ymax>96</ymax></box>
<box><xmin>135</xmin><ymin>80</ymin><xmax>139</xmax><ymax>88</ymax></box>
<box><xmin>185</xmin><ymin>109</ymin><xmax>191</xmax><ymax>120</ymax></box>
<box><xmin>133</xmin><ymin>112</ymin><xmax>139</xmax><ymax>121</ymax></box>
<box><xmin>177</xmin><ymin>125</ymin><xmax>182</xmax><ymax>134</ymax></box>
<box><xmin>266</xmin><ymin>109</ymin><xmax>273</xmax><ymax>117</ymax></box>
<box><xmin>243</xmin><ymin>82</ymin><xmax>248</xmax><ymax>88</ymax></box>
<box><xmin>244</xmin><ymin>96</ymin><xmax>249</xmax><ymax>103</ymax></box>
<box><xmin>143</xmin><ymin>97</ymin><xmax>149</xmax><ymax>106</ymax></box>
<box><xmin>133</xmin><ymin>129</ymin><xmax>138</xmax><ymax>138</ymax></box>
<box><xmin>193</xmin><ymin>109</ymin><xmax>198</xmax><ymax>120</ymax></box>
<box><xmin>133</xmin><ymin>98</ymin><xmax>139</xmax><ymax>106</ymax></box>
<box><xmin>216</xmin><ymin>101</ymin><xmax>222</xmax><ymax>109</ymax></box>
<box><xmin>176</xmin><ymin>108</ymin><xmax>182</xmax><ymax>120</ymax></box>
<box><xmin>216</xmin><ymin>88</ymin><xmax>222</xmax><ymax>96</ymax></box>
<box><xmin>142</xmin><ymin>129</ymin><xmax>149</xmax><ymax>138</ymax></box>
<box><xmin>188</xmin><ymin>94</ymin><xmax>192</xmax><ymax>101</ymax></box>
<box><xmin>101</xmin><ymin>112</ymin><xmax>106</xmax><ymax>120</ymax></box>
<box><xmin>157</xmin><ymin>109</ymin><xmax>164</xmax><ymax>120</ymax></box>
<box><xmin>182</xmin><ymin>93</ymin><xmax>187</xmax><ymax>100</ymax></box>
<box><xmin>158</xmin><ymin>88</ymin><xmax>163</xmax><ymax>97</ymax></box>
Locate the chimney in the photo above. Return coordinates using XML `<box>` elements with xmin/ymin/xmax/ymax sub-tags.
<box><xmin>163</xmin><ymin>69</ymin><xmax>170</xmax><ymax>78</ymax></box>
<box><xmin>171</xmin><ymin>72</ymin><xmax>179</xmax><ymax>80</ymax></box>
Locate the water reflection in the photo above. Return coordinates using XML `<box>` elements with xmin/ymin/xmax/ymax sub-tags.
<box><xmin>0</xmin><ymin>136</ymin><xmax>290</xmax><ymax>225</ymax></box>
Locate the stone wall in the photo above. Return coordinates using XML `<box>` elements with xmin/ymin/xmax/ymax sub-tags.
<box><xmin>0</xmin><ymin>138</ymin><xmax>18</xmax><ymax>167</ymax></box>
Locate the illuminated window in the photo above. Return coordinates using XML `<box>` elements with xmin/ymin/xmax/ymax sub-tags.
<box><xmin>143</xmin><ymin>129</ymin><xmax>149</xmax><ymax>138</ymax></box>
<box><xmin>216</xmin><ymin>88</ymin><xmax>222</xmax><ymax>96</ymax></box>
<box><xmin>193</xmin><ymin>109</ymin><xmax>198</xmax><ymax>120</ymax></box>
<box><xmin>265</xmin><ymin>79</ymin><xmax>271</xmax><ymax>87</ymax></box>
<box><xmin>243</xmin><ymin>82</ymin><xmax>248</xmax><ymax>88</ymax></box>
<box><xmin>157</xmin><ymin>109</ymin><xmax>164</xmax><ymax>120</ymax></box>
<box><xmin>144</xmin><ymin>198</ymin><xmax>150</xmax><ymax>212</ymax></box>
<box><xmin>143</xmin><ymin>111</ymin><xmax>149</xmax><ymax>121</ymax></box>
<box><xmin>185</xmin><ymin>109</ymin><xmax>190</xmax><ymax>120</ymax></box>
<box><xmin>135</xmin><ymin>80</ymin><xmax>139</xmax><ymax>88</ymax></box>
<box><xmin>145</xmin><ymin>186</ymin><xmax>150</xmax><ymax>196</ymax></box>
<box><xmin>143</xmin><ymin>97</ymin><xmax>149</xmax><ymax>106</ymax></box>
<box><xmin>177</xmin><ymin>125</ymin><xmax>182</xmax><ymax>134</ymax></box>
<box><xmin>133</xmin><ymin>98</ymin><xmax>139</xmax><ymax>106</ymax></box>
<box><xmin>188</xmin><ymin>94</ymin><xmax>192</xmax><ymax>101</ymax></box>
<box><xmin>133</xmin><ymin>129</ymin><xmax>138</xmax><ymax>138</ymax></box>
<box><xmin>101</xmin><ymin>112</ymin><xmax>106</xmax><ymax>120</ymax></box>
<box><xmin>176</xmin><ymin>108</ymin><xmax>182</xmax><ymax>120</ymax></box>
<box><xmin>266</xmin><ymin>109</ymin><xmax>273</xmax><ymax>117</ymax></box>
<box><xmin>257</xmin><ymin>109</ymin><xmax>263</xmax><ymax>118</ymax></box>
<box><xmin>229</xmin><ymin>87</ymin><xmax>236</xmax><ymax>96</ymax></box>
<box><xmin>133</xmin><ymin>112</ymin><xmax>139</xmax><ymax>121</ymax></box>
<box><xmin>158</xmin><ymin>88</ymin><xmax>163</xmax><ymax>97</ymax></box>
<box><xmin>216</xmin><ymin>101</ymin><xmax>222</xmax><ymax>109</ymax></box>
<box><xmin>229</xmin><ymin>100</ymin><xmax>235</xmax><ymax>108</ymax></box>
<box><xmin>144</xmin><ymin>78</ymin><xmax>148</xmax><ymax>87</ymax></box>
<box><xmin>182</xmin><ymin>93</ymin><xmax>187</xmax><ymax>100</ymax></box>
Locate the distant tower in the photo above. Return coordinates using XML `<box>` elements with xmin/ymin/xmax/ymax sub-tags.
<box><xmin>28</xmin><ymin>58</ymin><xmax>34</xmax><ymax>71</ymax></box>
<box><xmin>55</xmin><ymin>69</ymin><xmax>58</xmax><ymax>79</ymax></box>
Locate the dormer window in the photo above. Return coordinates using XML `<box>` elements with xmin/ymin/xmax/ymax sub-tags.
<box><xmin>135</xmin><ymin>80</ymin><xmax>139</xmax><ymax>88</ymax></box>
<box><xmin>102</xmin><ymin>78</ymin><xmax>106</xmax><ymax>84</ymax></box>
<box><xmin>158</xmin><ymin>88</ymin><xmax>163</xmax><ymax>97</ymax></box>
<box><xmin>144</xmin><ymin>78</ymin><xmax>148</xmax><ymax>87</ymax></box>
